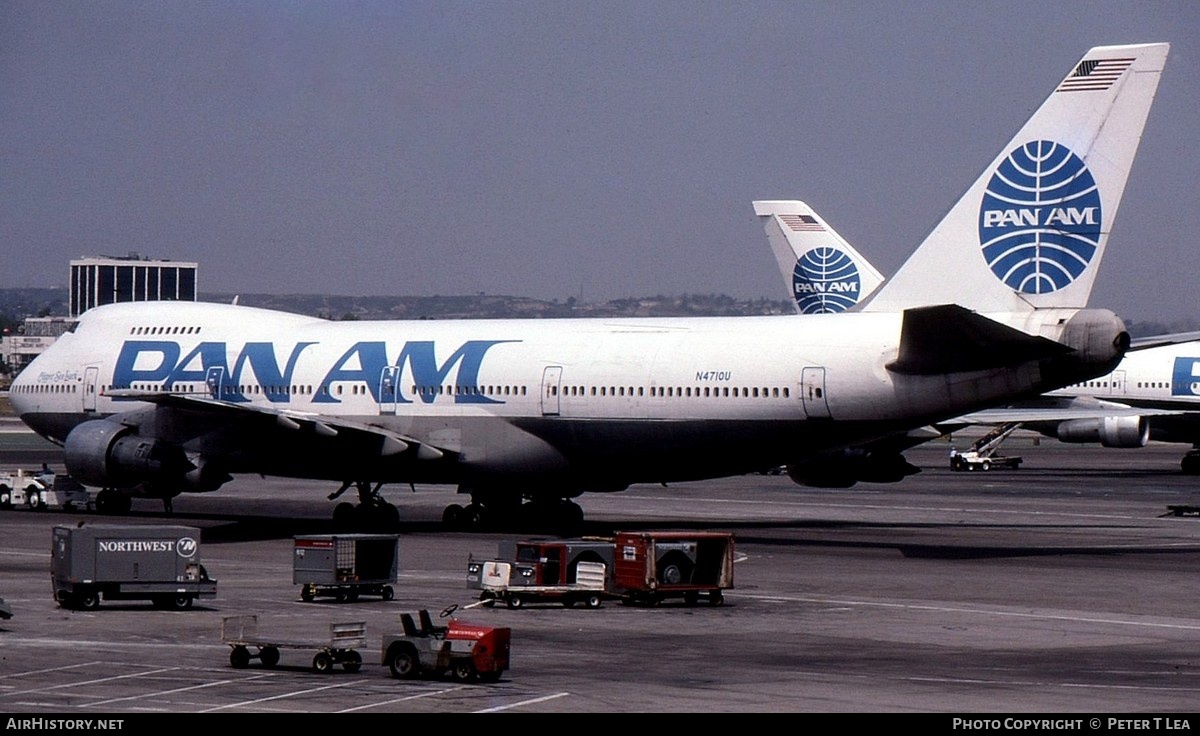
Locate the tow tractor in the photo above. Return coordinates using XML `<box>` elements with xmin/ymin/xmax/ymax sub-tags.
<box><xmin>949</xmin><ymin>423</ymin><xmax>1024</xmax><ymax>472</ymax></box>
<box><xmin>381</xmin><ymin>606</ymin><xmax>510</xmax><ymax>683</ymax></box>
<box><xmin>0</xmin><ymin>469</ymin><xmax>91</xmax><ymax>511</ymax></box>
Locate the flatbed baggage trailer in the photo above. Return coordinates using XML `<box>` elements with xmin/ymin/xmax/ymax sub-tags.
<box><xmin>51</xmin><ymin>524</ymin><xmax>216</xmax><ymax>610</ymax></box>
<box><xmin>613</xmin><ymin>531</ymin><xmax>734</xmax><ymax>606</ymax></box>
<box><xmin>293</xmin><ymin>534</ymin><xmax>399</xmax><ymax>602</ymax></box>
<box><xmin>478</xmin><ymin>560</ymin><xmax>609</xmax><ymax>608</ymax></box>
<box><xmin>221</xmin><ymin>614</ymin><xmax>367</xmax><ymax>673</ymax></box>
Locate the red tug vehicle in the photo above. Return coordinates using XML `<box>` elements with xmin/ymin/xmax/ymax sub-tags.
<box><xmin>381</xmin><ymin>607</ymin><xmax>510</xmax><ymax>683</ymax></box>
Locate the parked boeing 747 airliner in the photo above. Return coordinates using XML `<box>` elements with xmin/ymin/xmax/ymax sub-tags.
<box><xmin>9</xmin><ymin>43</ymin><xmax>1168</xmax><ymax>528</ymax></box>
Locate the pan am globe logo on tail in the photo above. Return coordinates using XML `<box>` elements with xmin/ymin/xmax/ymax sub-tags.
<box><xmin>979</xmin><ymin>140</ymin><xmax>1102</xmax><ymax>294</ymax></box>
<box><xmin>791</xmin><ymin>247</ymin><xmax>862</xmax><ymax>313</ymax></box>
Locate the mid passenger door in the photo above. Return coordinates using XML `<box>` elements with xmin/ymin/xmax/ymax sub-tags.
<box><xmin>379</xmin><ymin>365</ymin><xmax>400</xmax><ymax>415</ymax></box>
<box><xmin>540</xmin><ymin>366</ymin><xmax>563</xmax><ymax>416</ymax></box>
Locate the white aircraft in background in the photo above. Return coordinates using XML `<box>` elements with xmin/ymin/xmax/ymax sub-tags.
<box><xmin>753</xmin><ymin>194</ymin><xmax>1200</xmax><ymax>484</ymax></box>
<box><xmin>10</xmin><ymin>43</ymin><xmax>1167</xmax><ymax>527</ymax></box>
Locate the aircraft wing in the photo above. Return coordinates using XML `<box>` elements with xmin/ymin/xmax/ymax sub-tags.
<box><xmin>1129</xmin><ymin>331</ymin><xmax>1200</xmax><ymax>351</ymax></box>
<box><xmin>103</xmin><ymin>389</ymin><xmax>450</xmax><ymax>460</ymax></box>
<box><xmin>952</xmin><ymin>396</ymin><xmax>1183</xmax><ymax>426</ymax></box>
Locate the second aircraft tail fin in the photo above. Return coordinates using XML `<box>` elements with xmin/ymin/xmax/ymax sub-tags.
<box><xmin>753</xmin><ymin>200</ymin><xmax>885</xmax><ymax>314</ymax></box>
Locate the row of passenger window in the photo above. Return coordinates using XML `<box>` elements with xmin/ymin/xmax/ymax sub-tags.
<box><xmin>129</xmin><ymin>325</ymin><xmax>202</xmax><ymax>335</ymax></box>
<box><xmin>549</xmin><ymin>385</ymin><xmax>791</xmax><ymax>399</ymax></box>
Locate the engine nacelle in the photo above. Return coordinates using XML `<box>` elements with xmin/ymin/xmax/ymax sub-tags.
<box><xmin>63</xmin><ymin>419</ymin><xmax>226</xmax><ymax>492</ymax></box>
<box><xmin>1055</xmin><ymin>416</ymin><xmax>1149</xmax><ymax>448</ymax></box>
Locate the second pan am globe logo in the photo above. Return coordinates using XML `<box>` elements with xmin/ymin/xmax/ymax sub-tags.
<box><xmin>979</xmin><ymin>140</ymin><xmax>1102</xmax><ymax>294</ymax></box>
<box><xmin>791</xmin><ymin>247</ymin><xmax>863</xmax><ymax>314</ymax></box>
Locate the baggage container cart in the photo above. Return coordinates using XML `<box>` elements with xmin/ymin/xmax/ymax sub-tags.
<box><xmin>613</xmin><ymin>531</ymin><xmax>734</xmax><ymax>606</ymax></box>
<box><xmin>293</xmin><ymin>534</ymin><xmax>399</xmax><ymax>602</ymax></box>
<box><xmin>51</xmin><ymin>524</ymin><xmax>216</xmax><ymax>610</ymax></box>
<box><xmin>221</xmin><ymin>614</ymin><xmax>366</xmax><ymax>673</ymax></box>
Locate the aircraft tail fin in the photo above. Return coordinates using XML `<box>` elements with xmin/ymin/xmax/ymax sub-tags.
<box><xmin>753</xmin><ymin>200</ymin><xmax>885</xmax><ymax>314</ymax></box>
<box><xmin>864</xmin><ymin>43</ymin><xmax>1169</xmax><ymax>313</ymax></box>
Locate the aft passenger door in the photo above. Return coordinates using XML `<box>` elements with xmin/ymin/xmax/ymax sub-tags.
<box><xmin>800</xmin><ymin>366</ymin><xmax>830</xmax><ymax>419</ymax></box>
<box><xmin>540</xmin><ymin>366</ymin><xmax>563</xmax><ymax>416</ymax></box>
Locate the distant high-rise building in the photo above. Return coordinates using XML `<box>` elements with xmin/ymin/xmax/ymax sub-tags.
<box><xmin>69</xmin><ymin>254</ymin><xmax>198</xmax><ymax>317</ymax></box>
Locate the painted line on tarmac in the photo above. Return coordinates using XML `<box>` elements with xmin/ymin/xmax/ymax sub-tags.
<box><xmin>738</xmin><ymin>592</ymin><xmax>1200</xmax><ymax>631</ymax></box>
<box><xmin>474</xmin><ymin>692</ymin><xmax>571</xmax><ymax>712</ymax></box>
<box><xmin>199</xmin><ymin>678</ymin><xmax>375</xmax><ymax>712</ymax></box>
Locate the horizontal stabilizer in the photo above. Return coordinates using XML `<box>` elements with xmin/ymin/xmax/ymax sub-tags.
<box><xmin>887</xmin><ymin>304</ymin><xmax>1073</xmax><ymax>375</ymax></box>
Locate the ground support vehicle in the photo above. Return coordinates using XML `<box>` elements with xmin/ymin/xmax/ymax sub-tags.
<box><xmin>293</xmin><ymin>534</ymin><xmax>399</xmax><ymax>602</ymax></box>
<box><xmin>478</xmin><ymin>560</ymin><xmax>608</xmax><ymax>609</ymax></box>
<box><xmin>949</xmin><ymin>423</ymin><xmax>1024</xmax><ymax>471</ymax></box>
<box><xmin>468</xmin><ymin>537</ymin><xmax>615</xmax><ymax>608</ymax></box>
<box><xmin>0</xmin><ymin>470</ymin><xmax>91</xmax><ymax>511</ymax></box>
<box><xmin>222</xmin><ymin>614</ymin><xmax>367</xmax><ymax>673</ymax></box>
<box><xmin>381</xmin><ymin>607</ymin><xmax>510</xmax><ymax>683</ymax></box>
<box><xmin>613</xmin><ymin>531</ymin><xmax>734</xmax><ymax>606</ymax></box>
<box><xmin>51</xmin><ymin>525</ymin><xmax>216</xmax><ymax>610</ymax></box>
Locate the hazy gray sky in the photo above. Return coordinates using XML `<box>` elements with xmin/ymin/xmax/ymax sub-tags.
<box><xmin>2</xmin><ymin>1</ymin><xmax>1196</xmax><ymax>322</ymax></box>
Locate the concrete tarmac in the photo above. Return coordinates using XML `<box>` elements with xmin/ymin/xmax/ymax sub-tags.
<box><xmin>1</xmin><ymin>430</ymin><xmax>1199</xmax><ymax>714</ymax></box>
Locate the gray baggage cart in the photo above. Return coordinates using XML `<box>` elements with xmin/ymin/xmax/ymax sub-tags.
<box><xmin>293</xmin><ymin>534</ymin><xmax>399</xmax><ymax>602</ymax></box>
<box><xmin>221</xmin><ymin>614</ymin><xmax>367</xmax><ymax>673</ymax></box>
<box><xmin>51</xmin><ymin>524</ymin><xmax>216</xmax><ymax>610</ymax></box>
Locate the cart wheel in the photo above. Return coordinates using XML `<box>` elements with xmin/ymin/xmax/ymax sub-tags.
<box><xmin>709</xmin><ymin>591</ymin><xmax>725</xmax><ymax>607</ymax></box>
<box><xmin>230</xmin><ymin>646</ymin><xmax>251</xmax><ymax>669</ymax></box>
<box><xmin>506</xmin><ymin>595</ymin><xmax>523</xmax><ymax>610</ymax></box>
<box><xmin>301</xmin><ymin>586</ymin><xmax>315</xmax><ymax>602</ymax></box>
<box><xmin>170</xmin><ymin>595</ymin><xmax>193</xmax><ymax>610</ymax></box>
<box><xmin>451</xmin><ymin>658</ymin><xmax>478</xmax><ymax>683</ymax></box>
<box><xmin>79</xmin><ymin>591</ymin><xmax>100</xmax><ymax>610</ymax></box>
<box><xmin>260</xmin><ymin>646</ymin><xmax>280</xmax><ymax>668</ymax></box>
<box><xmin>346</xmin><ymin>589</ymin><xmax>360</xmax><ymax>602</ymax></box>
<box><xmin>585</xmin><ymin>594</ymin><xmax>603</xmax><ymax>609</ymax></box>
<box><xmin>382</xmin><ymin>585</ymin><xmax>395</xmax><ymax>601</ymax></box>
<box><xmin>480</xmin><ymin>596</ymin><xmax>495</xmax><ymax>608</ymax></box>
<box><xmin>312</xmin><ymin>652</ymin><xmax>334</xmax><ymax>673</ymax></box>
<box><xmin>342</xmin><ymin>650</ymin><xmax>362</xmax><ymax>673</ymax></box>
<box><xmin>335</xmin><ymin>589</ymin><xmax>348</xmax><ymax>603</ymax></box>
<box><xmin>479</xmin><ymin>670</ymin><xmax>503</xmax><ymax>683</ymax></box>
<box><xmin>388</xmin><ymin>645</ymin><xmax>420</xmax><ymax>679</ymax></box>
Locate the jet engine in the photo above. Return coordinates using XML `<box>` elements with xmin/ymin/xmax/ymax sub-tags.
<box><xmin>62</xmin><ymin>420</ymin><xmax>229</xmax><ymax>493</ymax></box>
<box><xmin>1055</xmin><ymin>416</ymin><xmax>1149</xmax><ymax>448</ymax></box>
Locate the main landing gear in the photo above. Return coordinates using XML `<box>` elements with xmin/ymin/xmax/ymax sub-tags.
<box><xmin>441</xmin><ymin>494</ymin><xmax>584</xmax><ymax>532</ymax></box>
<box><xmin>329</xmin><ymin>480</ymin><xmax>400</xmax><ymax>530</ymax></box>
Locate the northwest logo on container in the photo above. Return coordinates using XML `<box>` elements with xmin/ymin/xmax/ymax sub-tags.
<box><xmin>979</xmin><ymin>140</ymin><xmax>1102</xmax><ymax>294</ymax></box>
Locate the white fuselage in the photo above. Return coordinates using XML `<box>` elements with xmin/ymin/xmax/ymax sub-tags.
<box><xmin>9</xmin><ymin>301</ymin><xmax>1077</xmax><ymax>493</ymax></box>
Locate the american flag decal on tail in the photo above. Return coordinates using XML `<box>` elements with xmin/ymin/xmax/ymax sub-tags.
<box><xmin>1056</xmin><ymin>57</ymin><xmax>1134</xmax><ymax>92</ymax></box>
<box><xmin>779</xmin><ymin>214</ymin><xmax>824</xmax><ymax>232</ymax></box>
